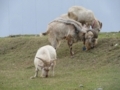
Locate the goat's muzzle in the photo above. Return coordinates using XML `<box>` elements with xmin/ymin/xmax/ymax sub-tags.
<box><xmin>46</xmin><ymin>75</ymin><xmax>48</xmax><ymax>78</ymax></box>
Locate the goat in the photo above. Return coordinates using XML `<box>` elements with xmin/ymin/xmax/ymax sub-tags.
<box><xmin>68</xmin><ymin>6</ymin><xmax>102</xmax><ymax>30</ymax></box>
<box><xmin>42</xmin><ymin>18</ymin><xmax>86</xmax><ymax>56</ymax></box>
<box><xmin>30</xmin><ymin>45</ymin><xmax>57</xmax><ymax>79</ymax></box>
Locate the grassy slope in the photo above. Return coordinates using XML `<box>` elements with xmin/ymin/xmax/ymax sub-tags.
<box><xmin>0</xmin><ymin>33</ymin><xmax>120</xmax><ymax>90</ymax></box>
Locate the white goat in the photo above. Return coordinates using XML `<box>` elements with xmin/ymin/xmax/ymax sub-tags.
<box><xmin>30</xmin><ymin>45</ymin><xmax>57</xmax><ymax>79</ymax></box>
<box><xmin>68</xmin><ymin>6</ymin><xmax>102</xmax><ymax>30</ymax></box>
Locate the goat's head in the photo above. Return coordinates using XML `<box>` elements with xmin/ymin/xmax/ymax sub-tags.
<box><xmin>85</xmin><ymin>31</ymin><xmax>96</xmax><ymax>50</ymax></box>
<box><xmin>98</xmin><ymin>20</ymin><xmax>102</xmax><ymax>30</ymax></box>
<box><xmin>42</xmin><ymin>66</ymin><xmax>51</xmax><ymax>78</ymax></box>
<box><xmin>42</xmin><ymin>61</ymin><xmax>55</xmax><ymax>78</ymax></box>
<box><xmin>36</xmin><ymin>57</ymin><xmax>53</xmax><ymax>78</ymax></box>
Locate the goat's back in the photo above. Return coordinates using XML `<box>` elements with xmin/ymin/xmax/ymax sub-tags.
<box><xmin>68</xmin><ymin>6</ymin><xmax>95</xmax><ymax>22</ymax></box>
<box><xmin>35</xmin><ymin>45</ymin><xmax>56</xmax><ymax>61</ymax></box>
<box><xmin>48</xmin><ymin>21</ymin><xmax>76</xmax><ymax>38</ymax></box>
<box><xmin>34</xmin><ymin>45</ymin><xmax>57</xmax><ymax>67</ymax></box>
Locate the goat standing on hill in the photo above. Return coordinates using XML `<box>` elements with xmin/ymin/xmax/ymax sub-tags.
<box><xmin>30</xmin><ymin>45</ymin><xmax>57</xmax><ymax>79</ymax></box>
<box><xmin>68</xmin><ymin>6</ymin><xmax>102</xmax><ymax>30</ymax></box>
<box><xmin>42</xmin><ymin>18</ymin><xmax>86</xmax><ymax>56</ymax></box>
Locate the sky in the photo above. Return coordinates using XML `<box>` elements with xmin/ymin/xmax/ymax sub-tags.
<box><xmin>0</xmin><ymin>0</ymin><xmax>120</xmax><ymax>37</ymax></box>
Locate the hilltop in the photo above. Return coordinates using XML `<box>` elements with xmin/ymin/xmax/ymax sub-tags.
<box><xmin>0</xmin><ymin>32</ymin><xmax>120</xmax><ymax>90</ymax></box>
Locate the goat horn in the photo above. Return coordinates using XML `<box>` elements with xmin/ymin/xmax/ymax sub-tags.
<box><xmin>36</xmin><ymin>57</ymin><xmax>50</xmax><ymax>65</ymax></box>
<box><xmin>36</xmin><ymin>57</ymin><xmax>56</xmax><ymax>65</ymax></box>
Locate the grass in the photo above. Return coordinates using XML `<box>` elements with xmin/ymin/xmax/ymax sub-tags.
<box><xmin>0</xmin><ymin>32</ymin><xmax>120</xmax><ymax>90</ymax></box>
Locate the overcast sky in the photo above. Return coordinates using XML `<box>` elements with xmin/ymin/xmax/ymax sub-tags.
<box><xmin>0</xmin><ymin>0</ymin><xmax>120</xmax><ymax>37</ymax></box>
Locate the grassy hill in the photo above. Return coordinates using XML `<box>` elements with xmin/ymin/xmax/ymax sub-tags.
<box><xmin>0</xmin><ymin>32</ymin><xmax>120</xmax><ymax>90</ymax></box>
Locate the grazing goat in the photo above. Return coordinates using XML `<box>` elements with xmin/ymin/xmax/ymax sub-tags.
<box><xmin>84</xmin><ymin>29</ymin><xmax>99</xmax><ymax>50</ymax></box>
<box><xmin>42</xmin><ymin>18</ymin><xmax>86</xmax><ymax>56</ymax></box>
<box><xmin>81</xmin><ymin>24</ymin><xmax>99</xmax><ymax>50</ymax></box>
<box><xmin>30</xmin><ymin>45</ymin><xmax>57</xmax><ymax>79</ymax></box>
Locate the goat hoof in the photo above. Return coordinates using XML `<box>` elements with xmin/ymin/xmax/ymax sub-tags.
<box><xmin>30</xmin><ymin>76</ymin><xmax>35</xmax><ymax>79</ymax></box>
<box><xmin>82</xmin><ymin>46</ymin><xmax>86</xmax><ymax>51</ymax></box>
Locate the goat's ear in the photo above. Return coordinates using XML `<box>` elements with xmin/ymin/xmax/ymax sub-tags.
<box><xmin>100</xmin><ymin>22</ymin><xmax>102</xmax><ymax>29</ymax></box>
<box><xmin>98</xmin><ymin>20</ymin><xmax>102</xmax><ymax>29</ymax></box>
<box><xmin>50</xmin><ymin>58</ymin><xmax>57</xmax><ymax>61</ymax></box>
<box><xmin>49</xmin><ymin>59</ymin><xmax>56</xmax><ymax>66</ymax></box>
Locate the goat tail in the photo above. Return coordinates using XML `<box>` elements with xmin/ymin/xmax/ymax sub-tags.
<box><xmin>42</xmin><ymin>32</ymin><xmax>48</xmax><ymax>35</ymax></box>
<box><xmin>39</xmin><ymin>31</ymin><xmax>49</xmax><ymax>37</ymax></box>
<box><xmin>42</xmin><ymin>27</ymin><xmax>51</xmax><ymax>36</ymax></box>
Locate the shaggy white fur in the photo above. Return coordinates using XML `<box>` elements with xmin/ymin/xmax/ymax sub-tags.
<box><xmin>30</xmin><ymin>45</ymin><xmax>57</xmax><ymax>79</ymax></box>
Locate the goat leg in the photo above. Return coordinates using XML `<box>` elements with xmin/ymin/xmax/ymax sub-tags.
<box><xmin>67</xmin><ymin>40</ymin><xmax>74</xmax><ymax>56</ymax></box>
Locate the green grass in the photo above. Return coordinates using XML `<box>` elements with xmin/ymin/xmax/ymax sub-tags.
<box><xmin>0</xmin><ymin>32</ymin><xmax>120</xmax><ymax>90</ymax></box>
